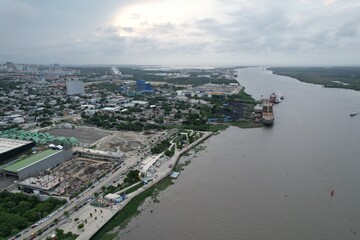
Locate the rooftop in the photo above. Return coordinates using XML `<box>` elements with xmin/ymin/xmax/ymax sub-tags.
<box><xmin>4</xmin><ymin>149</ymin><xmax>58</xmax><ymax>172</ymax></box>
<box><xmin>0</xmin><ymin>137</ymin><xmax>33</xmax><ymax>155</ymax></box>
<box><xmin>19</xmin><ymin>175</ymin><xmax>64</xmax><ymax>191</ymax></box>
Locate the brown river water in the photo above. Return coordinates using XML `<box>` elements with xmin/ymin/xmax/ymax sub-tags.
<box><xmin>116</xmin><ymin>67</ymin><xmax>360</xmax><ymax>240</ymax></box>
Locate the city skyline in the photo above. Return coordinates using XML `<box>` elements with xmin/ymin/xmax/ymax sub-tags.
<box><xmin>0</xmin><ymin>0</ymin><xmax>360</xmax><ymax>66</ymax></box>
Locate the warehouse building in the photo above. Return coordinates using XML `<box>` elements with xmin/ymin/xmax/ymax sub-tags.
<box><xmin>0</xmin><ymin>138</ymin><xmax>35</xmax><ymax>163</ymax></box>
<box><xmin>0</xmin><ymin>128</ymin><xmax>78</xmax><ymax>146</ymax></box>
<box><xmin>73</xmin><ymin>147</ymin><xmax>124</xmax><ymax>162</ymax></box>
<box><xmin>3</xmin><ymin>149</ymin><xmax>73</xmax><ymax>180</ymax></box>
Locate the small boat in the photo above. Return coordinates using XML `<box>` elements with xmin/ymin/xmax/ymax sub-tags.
<box><xmin>350</xmin><ymin>112</ymin><xmax>357</xmax><ymax>117</ymax></box>
<box><xmin>280</xmin><ymin>95</ymin><xmax>284</xmax><ymax>100</ymax></box>
<box><xmin>274</xmin><ymin>98</ymin><xmax>281</xmax><ymax>104</ymax></box>
<box><xmin>330</xmin><ymin>190</ymin><xmax>334</xmax><ymax>197</ymax></box>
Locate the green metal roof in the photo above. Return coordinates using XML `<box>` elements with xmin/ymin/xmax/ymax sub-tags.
<box><xmin>0</xmin><ymin>128</ymin><xmax>78</xmax><ymax>146</ymax></box>
<box><xmin>69</xmin><ymin>137</ymin><xmax>78</xmax><ymax>143</ymax></box>
<box><xmin>4</xmin><ymin>149</ymin><xmax>58</xmax><ymax>172</ymax></box>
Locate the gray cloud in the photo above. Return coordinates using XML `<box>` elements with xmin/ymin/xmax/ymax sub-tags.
<box><xmin>0</xmin><ymin>0</ymin><xmax>359</xmax><ymax>65</ymax></box>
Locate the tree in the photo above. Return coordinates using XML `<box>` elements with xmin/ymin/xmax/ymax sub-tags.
<box><xmin>64</xmin><ymin>211</ymin><xmax>69</xmax><ymax>217</ymax></box>
<box><xmin>77</xmin><ymin>223</ymin><xmax>84</xmax><ymax>229</ymax></box>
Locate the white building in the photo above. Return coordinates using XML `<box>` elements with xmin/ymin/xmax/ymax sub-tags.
<box><xmin>13</xmin><ymin>117</ymin><xmax>25</xmax><ymax>124</ymax></box>
<box><xmin>66</xmin><ymin>78</ymin><xmax>85</xmax><ymax>95</ymax></box>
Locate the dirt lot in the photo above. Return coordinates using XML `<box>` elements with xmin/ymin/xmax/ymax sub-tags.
<box><xmin>48</xmin><ymin>127</ymin><xmax>111</xmax><ymax>145</ymax></box>
<box><xmin>96</xmin><ymin>131</ymin><xmax>162</xmax><ymax>157</ymax></box>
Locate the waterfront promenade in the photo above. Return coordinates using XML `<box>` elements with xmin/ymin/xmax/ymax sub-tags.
<box><xmin>69</xmin><ymin>131</ymin><xmax>213</xmax><ymax>240</ymax></box>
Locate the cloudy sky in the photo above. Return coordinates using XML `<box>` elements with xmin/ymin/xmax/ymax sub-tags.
<box><xmin>0</xmin><ymin>0</ymin><xmax>359</xmax><ymax>66</ymax></box>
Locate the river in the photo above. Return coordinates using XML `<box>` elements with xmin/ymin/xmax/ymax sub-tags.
<box><xmin>117</xmin><ymin>67</ymin><xmax>360</xmax><ymax>240</ymax></box>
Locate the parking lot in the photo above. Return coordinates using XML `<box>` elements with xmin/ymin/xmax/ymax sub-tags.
<box><xmin>48</xmin><ymin>127</ymin><xmax>111</xmax><ymax>145</ymax></box>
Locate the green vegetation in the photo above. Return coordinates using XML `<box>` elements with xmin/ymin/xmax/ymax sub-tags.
<box><xmin>84</xmin><ymin>112</ymin><xmax>164</xmax><ymax>131</ymax></box>
<box><xmin>91</xmin><ymin>177</ymin><xmax>175</xmax><ymax>240</ymax></box>
<box><xmin>40</xmin><ymin>121</ymin><xmax>52</xmax><ymax>128</ymax></box>
<box><xmin>168</xmin><ymin>124</ymin><xmax>210</xmax><ymax>131</ymax></box>
<box><xmin>208</xmin><ymin>124</ymin><xmax>229</xmax><ymax>132</ymax></box>
<box><xmin>123</xmin><ymin>182</ymin><xmax>143</xmax><ymax>195</ymax></box>
<box><xmin>102</xmin><ymin>170</ymin><xmax>141</xmax><ymax>196</ymax></box>
<box><xmin>95</xmin><ymin>82</ymin><xmax>119</xmax><ymax>91</ymax></box>
<box><xmin>45</xmin><ymin>229</ymin><xmax>77</xmax><ymax>240</ymax></box>
<box><xmin>150</xmin><ymin>77</ymin><xmax>238</xmax><ymax>87</ymax></box>
<box><xmin>124</xmin><ymin>170</ymin><xmax>140</xmax><ymax>185</ymax></box>
<box><xmin>228</xmin><ymin>88</ymin><xmax>256</xmax><ymax>103</ymax></box>
<box><xmin>164</xmin><ymin>145</ymin><xmax>175</xmax><ymax>157</ymax></box>
<box><xmin>151</xmin><ymin>140</ymin><xmax>171</xmax><ymax>154</ymax></box>
<box><xmin>230</xmin><ymin>120</ymin><xmax>263</xmax><ymax>128</ymax></box>
<box><xmin>173</xmin><ymin>159</ymin><xmax>192</xmax><ymax>172</ymax></box>
<box><xmin>182</xmin><ymin>113</ymin><xmax>207</xmax><ymax>126</ymax></box>
<box><xmin>0</xmin><ymin>80</ymin><xmax>23</xmax><ymax>91</ymax></box>
<box><xmin>0</xmin><ymin>192</ymin><xmax>66</xmax><ymax>239</ymax></box>
<box><xmin>270</xmin><ymin>67</ymin><xmax>360</xmax><ymax>91</ymax></box>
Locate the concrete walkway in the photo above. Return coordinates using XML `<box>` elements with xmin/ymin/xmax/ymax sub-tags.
<box><xmin>75</xmin><ymin>131</ymin><xmax>212</xmax><ymax>240</ymax></box>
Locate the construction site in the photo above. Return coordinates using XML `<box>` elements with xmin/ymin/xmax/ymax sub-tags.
<box><xmin>3</xmin><ymin>127</ymin><xmax>163</xmax><ymax>197</ymax></box>
<box><xmin>0</xmin><ymin>125</ymin><xmax>167</xmax><ymax>199</ymax></box>
<box><xmin>48</xmin><ymin>127</ymin><xmax>161</xmax><ymax>158</ymax></box>
<box><xmin>95</xmin><ymin>131</ymin><xmax>162</xmax><ymax>157</ymax></box>
<box><xmin>18</xmin><ymin>157</ymin><xmax>115</xmax><ymax>197</ymax></box>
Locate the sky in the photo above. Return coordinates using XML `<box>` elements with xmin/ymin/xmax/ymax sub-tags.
<box><xmin>0</xmin><ymin>0</ymin><xmax>359</xmax><ymax>66</ymax></box>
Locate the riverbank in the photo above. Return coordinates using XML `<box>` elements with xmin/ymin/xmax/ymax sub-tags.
<box><xmin>113</xmin><ymin>67</ymin><xmax>360</xmax><ymax>240</ymax></box>
<box><xmin>230</xmin><ymin>120</ymin><xmax>263</xmax><ymax>128</ymax></box>
<box><xmin>269</xmin><ymin>67</ymin><xmax>360</xmax><ymax>91</ymax></box>
<box><xmin>91</xmin><ymin>177</ymin><xmax>174</xmax><ymax>240</ymax></box>
<box><xmin>89</xmin><ymin>132</ymin><xmax>212</xmax><ymax>240</ymax></box>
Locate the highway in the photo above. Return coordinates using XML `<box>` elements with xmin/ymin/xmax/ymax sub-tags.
<box><xmin>20</xmin><ymin>161</ymin><xmax>130</xmax><ymax>240</ymax></box>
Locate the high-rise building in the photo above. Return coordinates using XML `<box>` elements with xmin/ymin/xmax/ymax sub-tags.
<box><xmin>66</xmin><ymin>78</ymin><xmax>84</xmax><ymax>95</ymax></box>
<box><xmin>136</xmin><ymin>80</ymin><xmax>146</xmax><ymax>91</ymax></box>
<box><xmin>145</xmin><ymin>83</ymin><xmax>153</xmax><ymax>92</ymax></box>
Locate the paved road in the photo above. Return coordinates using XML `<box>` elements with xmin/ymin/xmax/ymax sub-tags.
<box><xmin>75</xmin><ymin>131</ymin><xmax>213</xmax><ymax>240</ymax></box>
<box><xmin>20</xmin><ymin>160</ymin><xmax>134</xmax><ymax>240</ymax></box>
<box><xmin>15</xmin><ymin>130</ymin><xmax>197</xmax><ymax>240</ymax></box>
<box><xmin>19</xmin><ymin>130</ymin><xmax>178</xmax><ymax>240</ymax></box>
